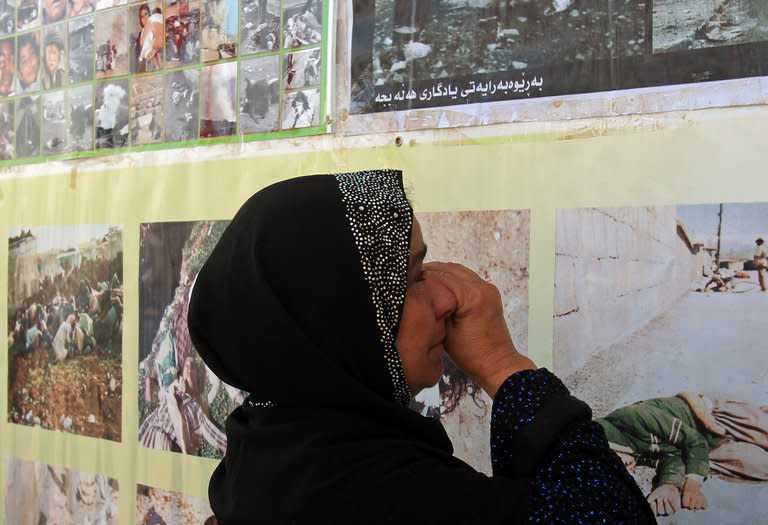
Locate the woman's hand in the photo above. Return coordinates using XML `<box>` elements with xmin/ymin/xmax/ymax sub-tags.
<box><xmin>424</xmin><ymin>262</ymin><xmax>535</xmax><ymax>398</ymax></box>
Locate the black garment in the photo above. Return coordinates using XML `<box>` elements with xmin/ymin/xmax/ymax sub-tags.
<box><xmin>188</xmin><ymin>170</ymin><xmax>654</xmax><ymax>524</ymax></box>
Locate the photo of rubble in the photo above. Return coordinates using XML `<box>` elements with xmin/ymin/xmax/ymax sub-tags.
<box><xmin>68</xmin><ymin>15</ymin><xmax>94</xmax><ymax>84</ymax></box>
<box><xmin>164</xmin><ymin>0</ymin><xmax>200</xmax><ymax>65</ymax></box>
<box><xmin>200</xmin><ymin>0</ymin><xmax>237</xmax><ymax>62</ymax></box>
<box><xmin>164</xmin><ymin>68</ymin><xmax>199</xmax><ymax>142</ymax></box>
<box><xmin>240</xmin><ymin>0</ymin><xmax>279</xmax><ymax>55</ymax></box>
<box><xmin>7</xmin><ymin>225</ymin><xmax>123</xmax><ymax>441</ymax></box>
<box><xmin>130</xmin><ymin>73</ymin><xmax>162</xmax><ymax>145</ymax></box>
<box><xmin>554</xmin><ymin>204</ymin><xmax>768</xmax><ymax>523</ymax></box>
<box><xmin>42</xmin><ymin>90</ymin><xmax>65</xmax><ymax>154</ymax></box>
<box><xmin>17</xmin><ymin>0</ymin><xmax>41</xmax><ymax>31</ymax></box>
<box><xmin>136</xmin><ymin>484</ymin><xmax>216</xmax><ymax>524</ymax></box>
<box><xmin>0</xmin><ymin>99</ymin><xmax>14</xmax><ymax>158</ymax></box>
<box><xmin>239</xmin><ymin>55</ymin><xmax>279</xmax><ymax>134</ymax></box>
<box><xmin>15</xmin><ymin>95</ymin><xmax>40</xmax><ymax>158</ymax></box>
<box><xmin>4</xmin><ymin>458</ymin><xmax>119</xmax><ymax>525</ymax></box>
<box><xmin>67</xmin><ymin>83</ymin><xmax>93</xmax><ymax>150</ymax></box>
<box><xmin>653</xmin><ymin>0</ymin><xmax>768</xmax><ymax>53</ymax></box>
<box><xmin>139</xmin><ymin>221</ymin><xmax>243</xmax><ymax>458</ymax></box>
<box><xmin>412</xmin><ymin>209</ymin><xmax>529</xmax><ymax>475</ymax></box>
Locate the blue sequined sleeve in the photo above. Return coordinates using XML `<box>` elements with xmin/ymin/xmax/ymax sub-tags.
<box><xmin>491</xmin><ymin>369</ymin><xmax>655</xmax><ymax>524</ymax></box>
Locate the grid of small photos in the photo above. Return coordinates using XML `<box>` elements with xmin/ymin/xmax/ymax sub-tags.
<box><xmin>0</xmin><ymin>0</ymin><xmax>325</xmax><ymax>164</ymax></box>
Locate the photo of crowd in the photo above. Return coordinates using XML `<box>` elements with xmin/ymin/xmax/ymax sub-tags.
<box><xmin>7</xmin><ymin>225</ymin><xmax>123</xmax><ymax>441</ymax></box>
<box><xmin>139</xmin><ymin>221</ymin><xmax>244</xmax><ymax>458</ymax></box>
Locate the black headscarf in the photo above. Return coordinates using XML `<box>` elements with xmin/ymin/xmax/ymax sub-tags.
<box><xmin>188</xmin><ymin>170</ymin><xmax>529</xmax><ymax>524</ymax></box>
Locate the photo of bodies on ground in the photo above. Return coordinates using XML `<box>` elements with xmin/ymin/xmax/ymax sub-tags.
<box><xmin>414</xmin><ymin>209</ymin><xmax>529</xmax><ymax>475</ymax></box>
<box><xmin>139</xmin><ymin>221</ymin><xmax>244</xmax><ymax>458</ymax></box>
<box><xmin>136</xmin><ymin>484</ymin><xmax>215</xmax><ymax>524</ymax></box>
<box><xmin>7</xmin><ymin>225</ymin><xmax>123</xmax><ymax>441</ymax></box>
<box><xmin>554</xmin><ymin>204</ymin><xmax>768</xmax><ymax>523</ymax></box>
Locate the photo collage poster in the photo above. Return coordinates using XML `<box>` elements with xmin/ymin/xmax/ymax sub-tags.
<box><xmin>350</xmin><ymin>0</ymin><xmax>768</xmax><ymax>113</ymax></box>
<box><xmin>554</xmin><ymin>204</ymin><xmax>768</xmax><ymax>523</ymax></box>
<box><xmin>0</xmin><ymin>0</ymin><xmax>327</xmax><ymax>166</ymax></box>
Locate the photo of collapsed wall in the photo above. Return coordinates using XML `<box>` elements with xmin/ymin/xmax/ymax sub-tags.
<box><xmin>653</xmin><ymin>0</ymin><xmax>768</xmax><ymax>53</ymax></box>
<box><xmin>412</xmin><ymin>209</ymin><xmax>529</xmax><ymax>475</ymax></box>
<box><xmin>554</xmin><ymin>204</ymin><xmax>768</xmax><ymax>522</ymax></box>
<box><xmin>136</xmin><ymin>484</ymin><xmax>216</xmax><ymax>525</ymax></box>
<box><xmin>7</xmin><ymin>225</ymin><xmax>123</xmax><ymax>441</ymax></box>
<box><xmin>139</xmin><ymin>221</ymin><xmax>245</xmax><ymax>458</ymax></box>
<box><xmin>4</xmin><ymin>458</ymin><xmax>119</xmax><ymax>525</ymax></box>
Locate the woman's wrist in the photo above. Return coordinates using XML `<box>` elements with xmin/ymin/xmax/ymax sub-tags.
<box><xmin>475</xmin><ymin>351</ymin><xmax>536</xmax><ymax>399</ymax></box>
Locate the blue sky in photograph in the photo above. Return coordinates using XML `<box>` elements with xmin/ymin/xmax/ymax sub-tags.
<box><xmin>677</xmin><ymin>202</ymin><xmax>768</xmax><ymax>259</ymax></box>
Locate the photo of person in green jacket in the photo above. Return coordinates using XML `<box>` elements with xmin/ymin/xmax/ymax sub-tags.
<box><xmin>596</xmin><ymin>392</ymin><xmax>768</xmax><ymax>516</ymax></box>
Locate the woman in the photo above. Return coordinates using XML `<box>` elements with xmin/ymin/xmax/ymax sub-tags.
<box><xmin>137</xmin><ymin>4</ymin><xmax>162</xmax><ymax>72</ymax></box>
<box><xmin>188</xmin><ymin>170</ymin><xmax>655</xmax><ymax>523</ymax></box>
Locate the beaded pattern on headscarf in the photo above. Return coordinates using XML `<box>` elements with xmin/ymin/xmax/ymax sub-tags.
<box><xmin>335</xmin><ymin>170</ymin><xmax>412</xmax><ymax>405</ymax></box>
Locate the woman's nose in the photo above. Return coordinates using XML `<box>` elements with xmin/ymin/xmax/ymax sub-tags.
<box><xmin>425</xmin><ymin>276</ymin><xmax>456</xmax><ymax>321</ymax></box>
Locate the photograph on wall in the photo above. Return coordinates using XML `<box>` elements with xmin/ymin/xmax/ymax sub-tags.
<box><xmin>42</xmin><ymin>23</ymin><xmax>68</xmax><ymax>88</ymax></box>
<box><xmin>240</xmin><ymin>0</ymin><xmax>279</xmax><ymax>56</ymax></box>
<box><xmin>42</xmin><ymin>89</ymin><xmax>65</xmax><ymax>153</ymax></box>
<box><xmin>95</xmin><ymin>78</ymin><xmax>128</xmax><ymax>148</ymax></box>
<box><xmin>139</xmin><ymin>221</ymin><xmax>244</xmax><ymax>458</ymax></box>
<box><xmin>7</xmin><ymin>225</ymin><xmax>123</xmax><ymax>441</ymax></box>
<box><xmin>283</xmin><ymin>46</ymin><xmax>320</xmax><ymax>89</ymax></box>
<box><xmin>15</xmin><ymin>95</ymin><xmax>40</xmax><ymax>158</ymax></box>
<box><xmin>0</xmin><ymin>0</ymin><xmax>15</xmax><ymax>36</ymax></box>
<box><xmin>68</xmin><ymin>15</ymin><xmax>94</xmax><ymax>84</ymax></box>
<box><xmin>350</xmin><ymin>0</ymin><xmax>768</xmax><ymax>113</ymax></box>
<box><xmin>137</xmin><ymin>484</ymin><xmax>216</xmax><ymax>524</ymax></box>
<box><xmin>67</xmin><ymin>83</ymin><xmax>93</xmax><ymax>150</ymax></box>
<box><xmin>16</xmin><ymin>30</ymin><xmax>41</xmax><ymax>94</ymax></box>
<box><xmin>239</xmin><ymin>55</ymin><xmax>279</xmax><ymax>134</ymax></box>
<box><xmin>0</xmin><ymin>36</ymin><xmax>15</xmax><ymax>95</ymax></box>
<box><xmin>0</xmin><ymin>99</ymin><xmax>14</xmax><ymax>158</ymax></box>
<box><xmin>17</xmin><ymin>0</ymin><xmax>41</xmax><ymax>31</ymax></box>
<box><xmin>43</xmin><ymin>0</ymin><xmax>67</xmax><ymax>24</ymax></box>
<box><xmin>129</xmin><ymin>1</ymin><xmax>163</xmax><ymax>73</ymax></box>
<box><xmin>95</xmin><ymin>7</ymin><xmax>128</xmax><ymax>78</ymax></box>
<box><xmin>200</xmin><ymin>0</ymin><xmax>237</xmax><ymax>62</ymax></box>
<box><xmin>4</xmin><ymin>458</ymin><xmax>119</xmax><ymax>525</ymax></box>
<box><xmin>554</xmin><ymin>204</ymin><xmax>768</xmax><ymax>523</ymax></box>
<box><xmin>130</xmin><ymin>73</ymin><xmax>162</xmax><ymax>145</ymax></box>
<box><xmin>164</xmin><ymin>67</ymin><xmax>198</xmax><ymax>141</ymax></box>
<box><xmin>281</xmin><ymin>87</ymin><xmax>319</xmax><ymax>129</ymax></box>
<box><xmin>164</xmin><ymin>0</ymin><xmax>200</xmax><ymax>65</ymax></box>
<box><xmin>283</xmin><ymin>0</ymin><xmax>321</xmax><ymax>48</ymax></box>
<box><xmin>70</xmin><ymin>0</ymin><xmax>95</xmax><ymax>17</ymax></box>
<box><xmin>413</xmin><ymin>209</ymin><xmax>529</xmax><ymax>475</ymax></box>
<box><xmin>200</xmin><ymin>61</ymin><xmax>235</xmax><ymax>137</ymax></box>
